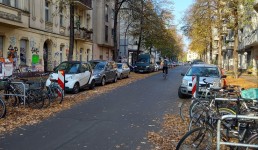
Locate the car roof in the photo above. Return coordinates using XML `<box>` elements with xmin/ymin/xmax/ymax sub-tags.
<box><xmin>89</xmin><ymin>60</ymin><xmax>115</xmax><ymax>63</ymax></box>
<box><xmin>61</xmin><ymin>61</ymin><xmax>87</xmax><ymax>64</ymax></box>
<box><xmin>191</xmin><ymin>64</ymin><xmax>218</xmax><ymax>68</ymax></box>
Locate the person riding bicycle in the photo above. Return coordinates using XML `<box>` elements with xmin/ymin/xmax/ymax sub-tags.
<box><xmin>163</xmin><ymin>58</ymin><xmax>168</xmax><ymax>75</ymax></box>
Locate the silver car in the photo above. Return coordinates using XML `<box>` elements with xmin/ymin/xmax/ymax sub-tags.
<box><xmin>178</xmin><ymin>64</ymin><xmax>226</xmax><ymax>99</ymax></box>
<box><xmin>117</xmin><ymin>63</ymin><xmax>130</xmax><ymax>79</ymax></box>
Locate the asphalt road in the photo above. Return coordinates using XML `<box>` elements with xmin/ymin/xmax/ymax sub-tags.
<box><xmin>0</xmin><ymin>65</ymin><xmax>190</xmax><ymax>150</ymax></box>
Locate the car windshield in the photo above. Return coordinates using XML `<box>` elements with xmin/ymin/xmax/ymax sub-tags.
<box><xmin>186</xmin><ymin>67</ymin><xmax>220</xmax><ymax>77</ymax></box>
<box><xmin>90</xmin><ymin>62</ymin><xmax>105</xmax><ymax>70</ymax></box>
<box><xmin>137</xmin><ymin>58</ymin><xmax>148</xmax><ymax>63</ymax></box>
<box><xmin>117</xmin><ymin>64</ymin><xmax>122</xmax><ymax>69</ymax></box>
<box><xmin>54</xmin><ymin>62</ymin><xmax>80</xmax><ymax>74</ymax></box>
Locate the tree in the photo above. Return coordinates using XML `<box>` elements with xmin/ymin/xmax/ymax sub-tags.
<box><xmin>222</xmin><ymin>0</ymin><xmax>254</xmax><ymax>78</ymax></box>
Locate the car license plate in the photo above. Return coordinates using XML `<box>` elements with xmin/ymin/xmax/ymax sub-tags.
<box><xmin>139</xmin><ymin>70</ymin><xmax>143</xmax><ymax>72</ymax></box>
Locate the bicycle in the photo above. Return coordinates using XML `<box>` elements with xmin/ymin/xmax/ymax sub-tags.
<box><xmin>163</xmin><ymin>72</ymin><xmax>168</xmax><ymax>79</ymax></box>
<box><xmin>0</xmin><ymin>97</ymin><xmax>6</xmax><ymax>119</ymax></box>
<box><xmin>3</xmin><ymin>75</ymin><xmax>45</xmax><ymax>109</ymax></box>
<box><xmin>36</xmin><ymin>73</ymin><xmax>64</xmax><ymax>105</ymax></box>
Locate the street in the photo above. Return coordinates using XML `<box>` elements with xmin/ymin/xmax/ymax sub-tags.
<box><xmin>0</xmin><ymin>66</ymin><xmax>189</xmax><ymax>150</ymax></box>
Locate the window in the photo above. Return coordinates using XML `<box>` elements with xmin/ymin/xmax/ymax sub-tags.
<box><xmin>112</xmin><ymin>28</ymin><xmax>114</xmax><ymax>38</ymax></box>
<box><xmin>87</xmin><ymin>49</ymin><xmax>90</xmax><ymax>61</ymax></box>
<box><xmin>74</xmin><ymin>15</ymin><xmax>81</xmax><ymax>29</ymax></box>
<box><xmin>60</xmin><ymin>45</ymin><xmax>64</xmax><ymax>63</ymax></box>
<box><xmin>20</xmin><ymin>39</ymin><xmax>27</xmax><ymax>65</ymax></box>
<box><xmin>1</xmin><ymin>0</ymin><xmax>17</xmax><ymax>7</ymax></box>
<box><xmin>0</xmin><ymin>36</ymin><xmax>3</xmax><ymax>57</ymax></box>
<box><xmin>105</xmin><ymin>25</ymin><xmax>108</xmax><ymax>42</ymax></box>
<box><xmin>111</xmin><ymin>9</ymin><xmax>114</xmax><ymax>19</ymax></box>
<box><xmin>105</xmin><ymin>5</ymin><xmax>108</xmax><ymax>22</ymax></box>
<box><xmin>81</xmin><ymin>63</ymin><xmax>89</xmax><ymax>72</ymax></box>
<box><xmin>60</xmin><ymin>7</ymin><xmax>64</xmax><ymax>26</ymax></box>
<box><xmin>45</xmin><ymin>1</ymin><xmax>50</xmax><ymax>22</ymax></box>
<box><xmin>79</xmin><ymin>49</ymin><xmax>82</xmax><ymax>61</ymax></box>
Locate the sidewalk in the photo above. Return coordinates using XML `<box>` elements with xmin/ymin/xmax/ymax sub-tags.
<box><xmin>239</xmin><ymin>74</ymin><xmax>258</xmax><ymax>85</ymax></box>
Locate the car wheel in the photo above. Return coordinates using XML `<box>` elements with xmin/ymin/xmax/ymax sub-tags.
<box><xmin>101</xmin><ymin>77</ymin><xmax>106</xmax><ymax>86</ymax></box>
<box><xmin>73</xmin><ymin>83</ymin><xmax>80</xmax><ymax>94</ymax></box>
<box><xmin>178</xmin><ymin>87</ymin><xmax>187</xmax><ymax>99</ymax></box>
<box><xmin>89</xmin><ymin>80</ymin><xmax>95</xmax><ymax>90</ymax></box>
<box><xmin>113</xmin><ymin>75</ymin><xmax>118</xmax><ymax>83</ymax></box>
<box><xmin>119</xmin><ymin>74</ymin><xmax>123</xmax><ymax>80</ymax></box>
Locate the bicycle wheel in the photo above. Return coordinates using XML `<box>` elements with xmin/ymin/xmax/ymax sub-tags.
<box><xmin>4</xmin><ymin>90</ymin><xmax>18</xmax><ymax>107</ymax></box>
<box><xmin>26</xmin><ymin>89</ymin><xmax>44</xmax><ymax>109</ymax></box>
<box><xmin>176</xmin><ymin>127</ymin><xmax>213</xmax><ymax>150</ymax></box>
<box><xmin>245</xmin><ymin>134</ymin><xmax>258</xmax><ymax>150</ymax></box>
<box><xmin>50</xmin><ymin>86</ymin><xmax>64</xmax><ymax>104</ymax></box>
<box><xmin>189</xmin><ymin>99</ymin><xmax>209</xmax><ymax>118</ymax></box>
<box><xmin>188</xmin><ymin>109</ymin><xmax>207</xmax><ymax>131</ymax></box>
<box><xmin>0</xmin><ymin>99</ymin><xmax>6</xmax><ymax>118</ymax></box>
<box><xmin>41</xmin><ymin>90</ymin><xmax>51</xmax><ymax>108</ymax></box>
<box><xmin>188</xmin><ymin>107</ymin><xmax>236</xmax><ymax>131</ymax></box>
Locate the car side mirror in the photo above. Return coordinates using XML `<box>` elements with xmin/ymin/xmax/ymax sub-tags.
<box><xmin>181</xmin><ymin>73</ymin><xmax>185</xmax><ymax>76</ymax></box>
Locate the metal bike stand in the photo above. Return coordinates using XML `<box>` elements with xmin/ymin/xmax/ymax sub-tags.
<box><xmin>3</xmin><ymin>82</ymin><xmax>26</xmax><ymax>106</ymax></box>
<box><xmin>216</xmin><ymin>115</ymin><xmax>258</xmax><ymax>150</ymax></box>
<box><xmin>215</xmin><ymin>97</ymin><xmax>258</xmax><ymax>102</ymax></box>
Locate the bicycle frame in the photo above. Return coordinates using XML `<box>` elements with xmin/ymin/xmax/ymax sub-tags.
<box><xmin>217</xmin><ymin>115</ymin><xmax>258</xmax><ymax>150</ymax></box>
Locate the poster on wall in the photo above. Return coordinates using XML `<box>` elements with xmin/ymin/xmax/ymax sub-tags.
<box><xmin>0</xmin><ymin>61</ymin><xmax>13</xmax><ymax>79</ymax></box>
<box><xmin>4</xmin><ymin>62</ymin><xmax>13</xmax><ymax>77</ymax></box>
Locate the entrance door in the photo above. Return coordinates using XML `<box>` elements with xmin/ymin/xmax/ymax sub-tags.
<box><xmin>43</xmin><ymin>42</ymin><xmax>48</xmax><ymax>72</ymax></box>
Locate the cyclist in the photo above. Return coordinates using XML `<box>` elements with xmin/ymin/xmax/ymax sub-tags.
<box><xmin>163</xmin><ymin>58</ymin><xmax>168</xmax><ymax>76</ymax></box>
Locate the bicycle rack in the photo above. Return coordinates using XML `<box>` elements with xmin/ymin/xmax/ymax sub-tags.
<box><xmin>216</xmin><ymin>115</ymin><xmax>258</xmax><ymax>150</ymax></box>
<box><xmin>2</xmin><ymin>82</ymin><xmax>26</xmax><ymax>106</ymax></box>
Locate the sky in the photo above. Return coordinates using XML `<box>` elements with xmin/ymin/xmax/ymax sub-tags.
<box><xmin>172</xmin><ymin>0</ymin><xmax>194</xmax><ymax>51</ymax></box>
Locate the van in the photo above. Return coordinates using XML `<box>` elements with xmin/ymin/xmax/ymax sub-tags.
<box><xmin>134</xmin><ymin>53</ymin><xmax>155</xmax><ymax>73</ymax></box>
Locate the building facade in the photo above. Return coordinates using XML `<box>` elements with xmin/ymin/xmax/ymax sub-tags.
<box><xmin>92</xmin><ymin>0</ymin><xmax>115</xmax><ymax>60</ymax></box>
<box><xmin>0</xmin><ymin>0</ymin><xmax>93</xmax><ymax>72</ymax></box>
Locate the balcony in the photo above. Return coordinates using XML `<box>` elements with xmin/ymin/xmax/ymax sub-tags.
<box><xmin>0</xmin><ymin>4</ymin><xmax>29</xmax><ymax>28</ymax></box>
<box><xmin>238</xmin><ymin>29</ymin><xmax>258</xmax><ymax>51</ymax></box>
<box><xmin>74</xmin><ymin>29</ymin><xmax>93</xmax><ymax>41</ymax></box>
<box><xmin>74</xmin><ymin>0</ymin><xmax>92</xmax><ymax>10</ymax></box>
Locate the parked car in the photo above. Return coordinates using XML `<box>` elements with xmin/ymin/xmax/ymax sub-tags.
<box><xmin>117</xmin><ymin>63</ymin><xmax>130</xmax><ymax>79</ymax></box>
<box><xmin>191</xmin><ymin>59</ymin><xmax>205</xmax><ymax>65</ymax></box>
<box><xmin>89</xmin><ymin>60</ymin><xmax>118</xmax><ymax>86</ymax></box>
<box><xmin>156</xmin><ymin>61</ymin><xmax>163</xmax><ymax>70</ymax></box>
<box><xmin>46</xmin><ymin>61</ymin><xmax>95</xmax><ymax>94</ymax></box>
<box><xmin>154</xmin><ymin>63</ymin><xmax>159</xmax><ymax>71</ymax></box>
<box><xmin>134</xmin><ymin>53</ymin><xmax>155</xmax><ymax>73</ymax></box>
<box><xmin>178</xmin><ymin>64</ymin><xmax>226</xmax><ymax>99</ymax></box>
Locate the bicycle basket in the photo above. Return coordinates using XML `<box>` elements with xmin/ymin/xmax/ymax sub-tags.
<box><xmin>241</xmin><ymin>88</ymin><xmax>258</xmax><ymax>100</ymax></box>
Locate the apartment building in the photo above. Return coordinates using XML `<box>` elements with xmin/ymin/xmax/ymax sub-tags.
<box><xmin>187</xmin><ymin>50</ymin><xmax>199</xmax><ymax>62</ymax></box>
<box><xmin>0</xmin><ymin>0</ymin><xmax>93</xmax><ymax>72</ymax></box>
<box><xmin>92</xmin><ymin>0</ymin><xmax>115</xmax><ymax>60</ymax></box>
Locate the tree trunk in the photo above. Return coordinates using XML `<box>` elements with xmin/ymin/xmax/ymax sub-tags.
<box><xmin>113</xmin><ymin>0</ymin><xmax>119</xmax><ymax>62</ymax></box>
<box><xmin>136</xmin><ymin>0</ymin><xmax>144</xmax><ymax>61</ymax></box>
<box><xmin>218</xmin><ymin>1</ymin><xmax>222</xmax><ymax>68</ymax></box>
<box><xmin>68</xmin><ymin>3</ymin><xmax>74</xmax><ymax>61</ymax></box>
<box><xmin>233</xmin><ymin>6</ymin><xmax>239</xmax><ymax>78</ymax></box>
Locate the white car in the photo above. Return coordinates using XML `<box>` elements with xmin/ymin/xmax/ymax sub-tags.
<box><xmin>46</xmin><ymin>61</ymin><xmax>95</xmax><ymax>94</ymax></box>
<box><xmin>178</xmin><ymin>64</ymin><xmax>226</xmax><ymax>99</ymax></box>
